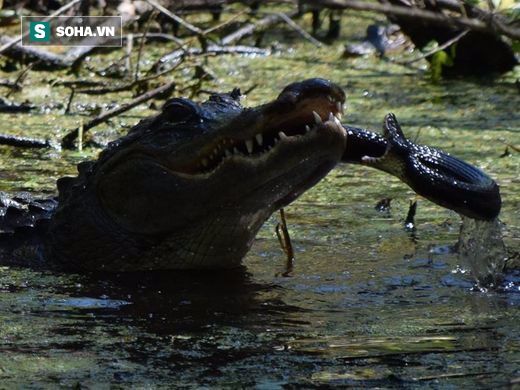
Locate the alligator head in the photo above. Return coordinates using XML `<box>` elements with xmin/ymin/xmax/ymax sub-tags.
<box><xmin>47</xmin><ymin>78</ymin><xmax>346</xmax><ymax>271</ymax></box>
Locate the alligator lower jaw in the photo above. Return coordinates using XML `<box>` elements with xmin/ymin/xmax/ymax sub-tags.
<box><xmin>172</xmin><ymin>112</ymin><xmax>345</xmax><ymax>180</ymax></box>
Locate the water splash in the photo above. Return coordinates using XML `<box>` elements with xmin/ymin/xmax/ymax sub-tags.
<box><xmin>457</xmin><ymin>216</ymin><xmax>507</xmax><ymax>289</ymax></box>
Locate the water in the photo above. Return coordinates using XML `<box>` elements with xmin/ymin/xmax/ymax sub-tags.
<box><xmin>0</xmin><ymin>10</ymin><xmax>519</xmax><ymax>387</ymax></box>
<box><xmin>457</xmin><ymin>217</ymin><xmax>508</xmax><ymax>289</ymax></box>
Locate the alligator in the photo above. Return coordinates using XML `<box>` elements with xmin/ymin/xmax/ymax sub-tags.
<box><xmin>0</xmin><ymin>78</ymin><xmax>501</xmax><ymax>272</ymax></box>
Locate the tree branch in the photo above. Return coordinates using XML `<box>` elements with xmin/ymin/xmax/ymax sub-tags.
<box><xmin>221</xmin><ymin>9</ymin><xmax>299</xmax><ymax>45</ymax></box>
<box><xmin>61</xmin><ymin>81</ymin><xmax>176</xmax><ymax>149</ymax></box>
<box><xmin>304</xmin><ymin>0</ymin><xmax>520</xmax><ymax>40</ymax></box>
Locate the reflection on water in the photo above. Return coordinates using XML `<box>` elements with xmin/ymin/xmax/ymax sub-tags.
<box><xmin>457</xmin><ymin>217</ymin><xmax>508</xmax><ymax>289</ymax></box>
<box><xmin>0</xmin><ymin>242</ymin><xmax>519</xmax><ymax>387</ymax></box>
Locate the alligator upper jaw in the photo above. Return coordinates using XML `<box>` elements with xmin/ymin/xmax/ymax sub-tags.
<box><xmin>169</xmin><ymin>86</ymin><xmax>346</xmax><ymax>177</ymax></box>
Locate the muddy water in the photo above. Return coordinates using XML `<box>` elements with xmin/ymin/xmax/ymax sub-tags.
<box><xmin>0</xmin><ymin>12</ymin><xmax>519</xmax><ymax>387</ymax></box>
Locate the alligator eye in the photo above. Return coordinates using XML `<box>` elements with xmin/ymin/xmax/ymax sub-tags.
<box><xmin>161</xmin><ymin>98</ymin><xmax>200</xmax><ymax>123</ymax></box>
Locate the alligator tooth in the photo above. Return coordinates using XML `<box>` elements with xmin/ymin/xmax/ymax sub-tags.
<box><xmin>336</xmin><ymin>101</ymin><xmax>343</xmax><ymax>114</ymax></box>
<box><xmin>233</xmin><ymin>147</ymin><xmax>240</xmax><ymax>155</ymax></box>
<box><xmin>305</xmin><ymin>125</ymin><xmax>311</xmax><ymax>133</ymax></box>
<box><xmin>312</xmin><ymin>111</ymin><xmax>322</xmax><ymax>124</ymax></box>
<box><xmin>225</xmin><ymin>149</ymin><xmax>232</xmax><ymax>157</ymax></box>
<box><xmin>278</xmin><ymin>131</ymin><xmax>287</xmax><ymax>139</ymax></box>
<box><xmin>255</xmin><ymin>133</ymin><xmax>263</xmax><ymax>146</ymax></box>
<box><xmin>328</xmin><ymin>112</ymin><xmax>335</xmax><ymax>122</ymax></box>
<box><xmin>245</xmin><ymin>139</ymin><xmax>254</xmax><ymax>154</ymax></box>
<box><xmin>327</xmin><ymin>95</ymin><xmax>333</xmax><ymax>102</ymax></box>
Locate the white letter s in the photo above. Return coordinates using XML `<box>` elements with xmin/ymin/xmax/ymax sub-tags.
<box><xmin>34</xmin><ymin>24</ymin><xmax>46</xmax><ymax>39</ymax></box>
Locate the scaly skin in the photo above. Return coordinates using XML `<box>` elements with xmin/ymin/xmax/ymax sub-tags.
<box><xmin>0</xmin><ymin>79</ymin><xmax>501</xmax><ymax>272</ymax></box>
<box><xmin>341</xmin><ymin>114</ymin><xmax>501</xmax><ymax>220</ymax></box>
<box><xmin>46</xmin><ymin>79</ymin><xmax>347</xmax><ymax>271</ymax></box>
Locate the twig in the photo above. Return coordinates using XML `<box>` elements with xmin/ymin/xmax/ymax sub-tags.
<box><xmin>5</xmin><ymin>63</ymin><xmax>33</xmax><ymax>98</ymax></box>
<box><xmin>75</xmin><ymin>58</ymin><xmax>185</xmax><ymax>94</ymax></box>
<box><xmin>202</xmin><ymin>9</ymin><xmax>247</xmax><ymax>35</ymax></box>
<box><xmin>0</xmin><ymin>80</ymin><xmax>19</xmax><ymax>90</ymax></box>
<box><xmin>277</xmin><ymin>12</ymin><xmax>323</xmax><ymax>47</ymax></box>
<box><xmin>0</xmin><ymin>0</ymin><xmax>81</xmax><ymax>55</ymax></box>
<box><xmin>125</xmin><ymin>33</ymin><xmax>134</xmax><ymax>78</ymax></box>
<box><xmin>395</xmin><ymin>29</ymin><xmax>470</xmax><ymax>65</ymax></box>
<box><xmin>154</xmin><ymin>44</ymin><xmax>270</xmax><ymax>72</ymax></box>
<box><xmin>52</xmin><ymin>80</ymin><xmax>108</xmax><ymax>88</ymax></box>
<box><xmin>243</xmin><ymin>84</ymin><xmax>258</xmax><ymax>95</ymax></box>
<box><xmin>61</xmin><ymin>80</ymin><xmax>176</xmax><ymax>149</ymax></box>
<box><xmin>135</xmin><ymin>10</ymin><xmax>158</xmax><ymax>81</ymax></box>
<box><xmin>123</xmin><ymin>32</ymin><xmax>184</xmax><ymax>45</ymax></box>
<box><xmin>276</xmin><ymin>208</ymin><xmax>295</xmax><ymax>277</ymax></box>
<box><xmin>404</xmin><ymin>200</ymin><xmax>417</xmax><ymax>232</ymax></box>
<box><xmin>65</xmin><ymin>88</ymin><xmax>75</xmax><ymax>114</ymax></box>
<box><xmin>0</xmin><ymin>134</ymin><xmax>50</xmax><ymax>148</ymax></box>
<box><xmin>78</xmin><ymin>120</ymin><xmax>83</xmax><ymax>152</ymax></box>
<box><xmin>221</xmin><ymin>9</ymin><xmax>299</xmax><ymax>45</ymax></box>
<box><xmin>144</xmin><ymin>8</ymin><xmax>248</xmax><ymax>76</ymax></box>
<box><xmin>145</xmin><ymin>0</ymin><xmax>204</xmax><ymax>36</ymax></box>
<box><xmin>498</xmin><ymin>140</ymin><xmax>520</xmax><ymax>153</ymax></box>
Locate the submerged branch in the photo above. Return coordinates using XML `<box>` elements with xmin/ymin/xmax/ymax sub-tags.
<box><xmin>0</xmin><ymin>134</ymin><xmax>50</xmax><ymax>148</ymax></box>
